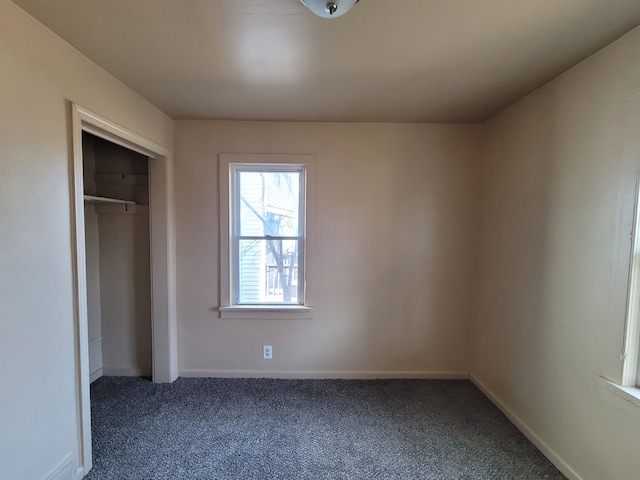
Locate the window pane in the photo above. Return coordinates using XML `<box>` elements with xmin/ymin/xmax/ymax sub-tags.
<box><xmin>237</xmin><ymin>170</ymin><xmax>300</xmax><ymax>237</ymax></box>
<box><xmin>238</xmin><ymin>239</ymin><xmax>300</xmax><ymax>304</ymax></box>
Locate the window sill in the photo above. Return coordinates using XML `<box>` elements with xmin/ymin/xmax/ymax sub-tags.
<box><xmin>218</xmin><ymin>305</ymin><xmax>313</xmax><ymax>320</ymax></box>
<box><xmin>599</xmin><ymin>376</ymin><xmax>640</xmax><ymax>415</ymax></box>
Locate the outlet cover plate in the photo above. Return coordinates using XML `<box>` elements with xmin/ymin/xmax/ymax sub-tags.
<box><xmin>263</xmin><ymin>345</ymin><xmax>272</xmax><ymax>360</ymax></box>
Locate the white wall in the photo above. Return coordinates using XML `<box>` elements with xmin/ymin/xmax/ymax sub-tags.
<box><xmin>472</xmin><ymin>26</ymin><xmax>640</xmax><ymax>480</ymax></box>
<box><xmin>0</xmin><ymin>1</ymin><xmax>173</xmax><ymax>478</ymax></box>
<box><xmin>175</xmin><ymin>121</ymin><xmax>482</xmax><ymax>377</ymax></box>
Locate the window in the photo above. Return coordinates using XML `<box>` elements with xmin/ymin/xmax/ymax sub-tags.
<box><xmin>219</xmin><ymin>154</ymin><xmax>314</xmax><ymax>319</ymax></box>
<box><xmin>233</xmin><ymin>165</ymin><xmax>304</xmax><ymax>304</ymax></box>
<box><xmin>603</xmin><ymin>177</ymin><xmax>640</xmax><ymax>407</ymax></box>
<box><xmin>622</xmin><ymin>180</ymin><xmax>640</xmax><ymax>389</ymax></box>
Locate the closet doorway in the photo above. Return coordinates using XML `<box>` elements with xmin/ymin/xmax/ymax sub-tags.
<box><xmin>83</xmin><ymin>132</ymin><xmax>152</xmax><ymax>381</ymax></box>
<box><xmin>70</xmin><ymin>103</ymin><xmax>177</xmax><ymax>476</ymax></box>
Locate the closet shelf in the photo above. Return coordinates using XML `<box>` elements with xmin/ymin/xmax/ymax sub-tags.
<box><xmin>84</xmin><ymin>195</ymin><xmax>136</xmax><ymax>205</ymax></box>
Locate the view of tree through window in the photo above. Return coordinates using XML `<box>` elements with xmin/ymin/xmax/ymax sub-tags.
<box><xmin>234</xmin><ymin>167</ymin><xmax>304</xmax><ymax>304</ymax></box>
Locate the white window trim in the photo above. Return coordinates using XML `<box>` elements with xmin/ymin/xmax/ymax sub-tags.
<box><xmin>601</xmin><ymin>169</ymin><xmax>640</xmax><ymax>409</ymax></box>
<box><xmin>599</xmin><ymin>377</ymin><xmax>640</xmax><ymax>409</ymax></box>
<box><xmin>218</xmin><ymin>153</ymin><xmax>315</xmax><ymax>319</ymax></box>
<box><xmin>218</xmin><ymin>304</ymin><xmax>313</xmax><ymax>320</ymax></box>
<box><xmin>614</xmin><ymin>169</ymin><xmax>640</xmax><ymax>397</ymax></box>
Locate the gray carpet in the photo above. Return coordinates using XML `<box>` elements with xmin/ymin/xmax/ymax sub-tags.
<box><xmin>85</xmin><ymin>377</ymin><xmax>566</xmax><ymax>479</ymax></box>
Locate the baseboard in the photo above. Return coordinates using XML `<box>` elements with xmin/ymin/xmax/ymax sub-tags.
<box><xmin>179</xmin><ymin>369</ymin><xmax>469</xmax><ymax>380</ymax></box>
<box><xmin>101</xmin><ymin>366</ymin><xmax>152</xmax><ymax>377</ymax></box>
<box><xmin>73</xmin><ymin>466</ymin><xmax>85</xmax><ymax>480</ymax></box>
<box><xmin>89</xmin><ymin>368</ymin><xmax>102</xmax><ymax>383</ymax></box>
<box><xmin>469</xmin><ymin>373</ymin><xmax>584</xmax><ymax>480</ymax></box>
<box><xmin>43</xmin><ymin>454</ymin><xmax>73</xmax><ymax>480</ymax></box>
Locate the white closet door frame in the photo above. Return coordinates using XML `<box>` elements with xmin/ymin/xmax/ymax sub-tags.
<box><xmin>69</xmin><ymin>102</ymin><xmax>178</xmax><ymax>476</ymax></box>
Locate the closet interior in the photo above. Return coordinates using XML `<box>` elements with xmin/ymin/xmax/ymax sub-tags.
<box><xmin>82</xmin><ymin>132</ymin><xmax>152</xmax><ymax>382</ymax></box>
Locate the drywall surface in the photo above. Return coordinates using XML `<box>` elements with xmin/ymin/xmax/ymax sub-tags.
<box><xmin>98</xmin><ymin>206</ymin><xmax>152</xmax><ymax>376</ymax></box>
<box><xmin>85</xmin><ymin>203</ymin><xmax>103</xmax><ymax>381</ymax></box>
<box><xmin>472</xmin><ymin>26</ymin><xmax>640</xmax><ymax>480</ymax></box>
<box><xmin>175</xmin><ymin>121</ymin><xmax>482</xmax><ymax>377</ymax></box>
<box><xmin>0</xmin><ymin>1</ymin><xmax>173</xmax><ymax>479</ymax></box>
<box><xmin>84</xmin><ymin>136</ymin><xmax>103</xmax><ymax>381</ymax></box>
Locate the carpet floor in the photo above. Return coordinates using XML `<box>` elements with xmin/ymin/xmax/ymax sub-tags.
<box><xmin>85</xmin><ymin>377</ymin><xmax>566</xmax><ymax>479</ymax></box>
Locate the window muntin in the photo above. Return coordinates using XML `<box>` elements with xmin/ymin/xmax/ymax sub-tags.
<box><xmin>230</xmin><ymin>164</ymin><xmax>306</xmax><ymax>305</ymax></box>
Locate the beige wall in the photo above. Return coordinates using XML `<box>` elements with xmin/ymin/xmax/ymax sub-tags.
<box><xmin>175</xmin><ymin>121</ymin><xmax>482</xmax><ymax>377</ymax></box>
<box><xmin>0</xmin><ymin>1</ymin><xmax>173</xmax><ymax>479</ymax></box>
<box><xmin>98</xmin><ymin>205</ymin><xmax>152</xmax><ymax>376</ymax></box>
<box><xmin>85</xmin><ymin>203</ymin><xmax>103</xmax><ymax>381</ymax></box>
<box><xmin>5</xmin><ymin>0</ymin><xmax>640</xmax><ymax>477</ymax></box>
<box><xmin>472</xmin><ymin>26</ymin><xmax>640</xmax><ymax>480</ymax></box>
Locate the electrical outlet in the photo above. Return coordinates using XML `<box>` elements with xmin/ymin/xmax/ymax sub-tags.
<box><xmin>263</xmin><ymin>345</ymin><xmax>273</xmax><ymax>360</ymax></box>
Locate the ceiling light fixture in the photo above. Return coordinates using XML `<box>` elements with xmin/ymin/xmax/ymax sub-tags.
<box><xmin>300</xmin><ymin>0</ymin><xmax>359</xmax><ymax>18</ymax></box>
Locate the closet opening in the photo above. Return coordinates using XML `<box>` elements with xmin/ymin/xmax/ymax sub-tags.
<box><xmin>83</xmin><ymin>132</ymin><xmax>152</xmax><ymax>382</ymax></box>
<box><xmin>70</xmin><ymin>103</ymin><xmax>177</xmax><ymax>476</ymax></box>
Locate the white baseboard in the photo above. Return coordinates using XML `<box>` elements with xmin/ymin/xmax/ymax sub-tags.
<box><xmin>73</xmin><ymin>467</ymin><xmax>85</xmax><ymax>480</ymax></box>
<box><xmin>102</xmin><ymin>366</ymin><xmax>152</xmax><ymax>377</ymax></box>
<box><xmin>469</xmin><ymin>373</ymin><xmax>584</xmax><ymax>480</ymax></box>
<box><xmin>43</xmin><ymin>454</ymin><xmax>73</xmax><ymax>480</ymax></box>
<box><xmin>179</xmin><ymin>369</ymin><xmax>469</xmax><ymax>380</ymax></box>
<box><xmin>89</xmin><ymin>368</ymin><xmax>102</xmax><ymax>383</ymax></box>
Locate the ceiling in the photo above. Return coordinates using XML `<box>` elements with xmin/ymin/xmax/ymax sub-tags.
<box><xmin>11</xmin><ymin>0</ymin><xmax>640</xmax><ymax>123</ymax></box>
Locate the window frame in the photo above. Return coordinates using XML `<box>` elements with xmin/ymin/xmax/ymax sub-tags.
<box><xmin>622</xmin><ymin>173</ymin><xmax>640</xmax><ymax>388</ymax></box>
<box><xmin>231</xmin><ymin>163</ymin><xmax>306</xmax><ymax>306</ymax></box>
<box><xmin>218</xmin><ymin>154</ymin><xmax>314</xmax><ymax>319</ymax></box>
<box><xmin>602</xmin><ymin>171</ymin><xmax>640</xmax><ymax>410</ymax></box>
